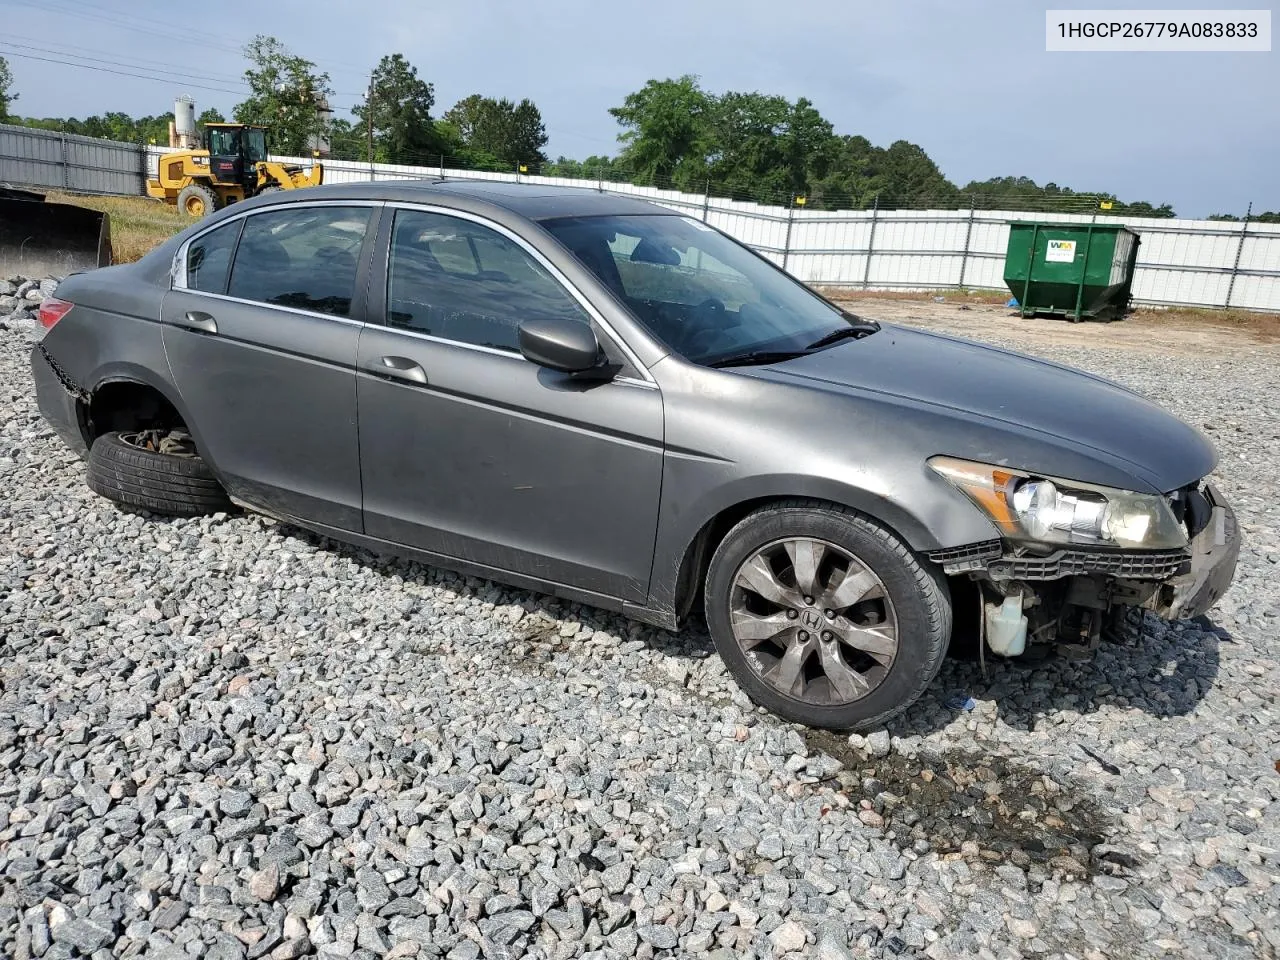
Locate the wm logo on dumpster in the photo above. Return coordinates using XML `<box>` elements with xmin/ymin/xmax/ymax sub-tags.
<box><xmin>1046</xmin><ymin>239</ymin><xmax>1077</xmax><ymax>263</ymax></box>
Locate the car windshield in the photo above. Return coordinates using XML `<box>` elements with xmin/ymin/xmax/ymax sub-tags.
<box><xmin>543</xmin><ymin>213</ymin><xmax>867</xmax><ymax>365</ymax></box>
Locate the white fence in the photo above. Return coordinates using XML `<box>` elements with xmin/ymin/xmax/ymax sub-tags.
<box><xmin>5</xmin><ymin>122</ymin><xmax>1275</xmax><ymax>311</ymax></box>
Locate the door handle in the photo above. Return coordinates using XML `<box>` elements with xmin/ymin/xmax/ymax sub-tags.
<box><xmin>373</xmin><ymin>355</ymin><xmax>428</xmax><ymax>384</ymax></box>
<box><xmin>176</xmin><ymin>310</ymin><xmax>217</xmax><ymax>334</ymax></box>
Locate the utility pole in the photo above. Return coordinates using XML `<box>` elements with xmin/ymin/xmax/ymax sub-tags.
<box><xmin>366</xmin><ymin>74</ymin><xmax>375</xmax><ymax>169</ymax></box>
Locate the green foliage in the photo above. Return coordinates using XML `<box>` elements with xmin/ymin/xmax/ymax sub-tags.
<box><xmin>9</xmin><ymin>112</ymin><xmax>169</xmax><ymax>143</ymax></box>
<box><xmin>196</xmin><ymin>107</ymin><xmax>225</xmax><ymax>135</ymax></box>
<box><xmin>233</xmin><ymin>35</ymin><xmax>331</xmax><ymax>156</ymax></box>
<box><xmin>806</xmin><ymin>136</ymin><xmax>961</xmax><ymax>209</ymax></box>
<box><xmin>0</xmin><ymin>55</ymin><xmax>15</xmax><ymax>123</ymax></box>
<box><xmin>607</xmin><ymin>77</ymin><xmax>1179</xmax><ymax>214</ymax></box>
<box><xmin>443</xmin><ymin>95</ymin><xmax>549</xmax><ymax>166</ymax></box>
<box><xmin>327</xmin><ymin>118</ymin><xmax>365</xmax><ymax>161</ymax></box>
<box><xmin>1108</xmin><ymin>199</ymin><xmax>1176</xmax><ymax>218</ymax></box>
<box><xmin>607</xmin><ymin>78</ymin><xmax>964</xmax><ymax>209</ymax></box>
<box><xmin>957</xmin><ymin>177</ymin><xmax>1175</xmax><ymax>216</ymax></box>
<box><xmin>542</xmin><ymin>154</ymin><xmax>630</xmax><ymax>181</ymax></box>
<box><xmin>700</xmin><ymin>93</ymin><xmax>837</xmax><ymax>202</ymax></box>
<box><xmin>1210</xmin><ymin>211</ymin><xmax>1280</xmax><ymax>223</ymax></box>
<box><xmin>608</xmin><ymin>76</ymin><xmax>712</xmax><ymax>189</ymax></box>
<box><xmin>351</xmin><ymin>54</ymin><xmax>446</xmax><ymax>164</ymax></box>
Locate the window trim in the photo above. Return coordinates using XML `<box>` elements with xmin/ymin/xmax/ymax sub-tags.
<box><xmin>379</xmin><ymin>202</ymin><xmax>656</xmax><ymax>385</ymax></box>
<box><xmin>179</xmin><ymin>216</ymin><xmax>243</xmax><ymax>296</ymax></box>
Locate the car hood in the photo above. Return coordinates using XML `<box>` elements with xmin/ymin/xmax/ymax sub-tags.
<box><xmin>752</xmin><ymin>323</ymin><xmax>1216</xmax><ymax>493</ymax></box>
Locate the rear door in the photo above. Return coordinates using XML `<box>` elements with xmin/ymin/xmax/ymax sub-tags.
<box><xmin>356</xmin><ymin>205</ymin><xmax>664</xmax><ymax>602</ymax></box>
<box><xmin>162</xmin><ymin>201</ymin><xmax>379</xmax><ymax>531</ymax></box>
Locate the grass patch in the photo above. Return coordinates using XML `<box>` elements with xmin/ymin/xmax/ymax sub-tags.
<box><xmin>46</xmin><ymin>191</ymin><xmax>190</xmax><ymax>263</ymax></box>
<box><xmin>1127</xmin><ymin>305</ymin><xmax>1280</xmax><ymax>342</ymax></box>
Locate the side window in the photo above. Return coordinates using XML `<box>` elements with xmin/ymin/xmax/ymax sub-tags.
<box><xmin>387</xmin><ymin>210</ymin><xmax>592</xmax><ymax>352</ymax></box>
<box><xmin>185</xmin><ymin>220</ymin><xmax>242</xmax><ymax>294</ymax></box>
<box><xmin>227</xmin><ymin>206</ymin><xmax>373</xmax><ymax>316</ymax></box>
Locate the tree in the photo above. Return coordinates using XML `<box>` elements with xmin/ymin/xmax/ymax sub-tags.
<box><xmin>877</xmin><ymin>140</ymin><xmax>958</xmax><ymax>208</ymax></box>
<box><xmin>196</xmin><ymin>107</ymin><xmax>225</xmax><ymax>137</ymax></box>
<box><xmin>703</xmin><ymin>92</ymin><xmax>792</xmax><ymax>199</ymax></box>
<box><xmin>507</xmin><ymin>99</ymin><xmax>549</xmax><ymax>165</ymax></box>
<box><xmin>444</xmin><ymin>95</ymin><xmax>549</xmax><ymax>167</ymax></box>
<box><xmin>0</xmin><ymin>55</ymin><xmax>16</xmax><ymax>123</ymax></box>
<box><xmin>352</xmin><ymin>54</ymin><xmax>446</xmax><ymax>164</ymax></box>
<box><xmin>609</xmin><ymin>75</ymin><xmax>713</xmax><ymax>188</ymax></box>
<box><xmin>233</xmin><ymin>35</ymin><xmax>332</xmax><ymax>156</ymax></box>
<box><xmin>807</xmin><ymin>135</ymin><xmax>957</xmax><ymax>210</ymax></box>
<box><xmin>1108</xmin><ymin>199</ymin><xmax>1175</xmax><ymax>218</ymax></box>
<box><xmin>543</xmin><ymin>154</ymin><xmax>629</xmax><ymax>181</ymax></box>
<box><xmin>326</xmin><ymin>117</ymin><xmax>365</xmax><ymax>161</ymax></box>
<box><xmin>1210</xmin><ymin>211</ymin><xmax>1280</xmax><ymax>222</ymax></box>
<box><xmin>696</xmin><ymin>93</ymin><xmax>839</xmax><ymax>202</ymax></box>
<box><xmin>958</xmin><ymin>176</ymin><xmax>1175</xmax><ymax>216</ymax></box>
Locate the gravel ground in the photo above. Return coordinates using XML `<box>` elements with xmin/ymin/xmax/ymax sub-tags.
<box><xmin>1</xmin><ymin>309</ymin><xmax>1277</xmax><ymax>960</ymax></box>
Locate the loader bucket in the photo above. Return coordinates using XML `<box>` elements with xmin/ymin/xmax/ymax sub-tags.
<box><xmin>0</xmin><ymin>187</ymin><xmax>112</xmax><ymax>280</ymax></box>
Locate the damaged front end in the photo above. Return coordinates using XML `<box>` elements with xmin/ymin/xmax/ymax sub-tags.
<box><xmin>928</xmin><ymin>464</ymin><xmax>1240</xmax><ymax>657</ymax></box>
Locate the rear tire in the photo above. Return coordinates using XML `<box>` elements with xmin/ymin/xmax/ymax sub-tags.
<box><xmin>704</xmin><ymin>500</ymin><xmax>951</xmax><ymax>730</ymax></box>
<box><xmin>177</xmin><ymin>183</ymin><xmax>218</xmax><ymax>218</ymax></box>
<box><xmin>87</xmin><ymin>431</ymin><xmax>232</xmax><ymax>517</ymax></box>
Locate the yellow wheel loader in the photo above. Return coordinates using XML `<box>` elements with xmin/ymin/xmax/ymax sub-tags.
<box><xmin>145</xmin><ymin>124</ymin><xmax>323</xmax><ymax>218</ymax></box>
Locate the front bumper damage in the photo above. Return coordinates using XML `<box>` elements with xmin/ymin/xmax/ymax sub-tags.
<box><xmin>929</xmin><ymin>483</ymin><xmax>1240</xmax><ymax>651</ymax></box>
<box><xmin>1151</xmin><ymin>485</ymin><xmax>1239</xmax><ymax>620</ymax></box>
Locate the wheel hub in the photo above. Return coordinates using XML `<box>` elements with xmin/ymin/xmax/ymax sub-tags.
<box><xmin>120</xmin><ymin>429</ymin><xmax>198</xmax><ymax>458</ymax></box>
<box><xmin>729</xmin><ymin>537</ymin><xmax>899</xmax><ymax>706</ymax></box>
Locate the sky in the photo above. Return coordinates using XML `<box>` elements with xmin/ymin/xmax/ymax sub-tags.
<box><xmin>2</xmin><ymin>0</ymin><xmax>1276</xmax><ymax>217</ymax></box>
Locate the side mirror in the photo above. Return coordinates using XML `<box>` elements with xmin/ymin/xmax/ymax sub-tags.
<box><xmin>518</xmin><ymin>318</ymin><xmax>605</xmax><ymax>374</ymax></box>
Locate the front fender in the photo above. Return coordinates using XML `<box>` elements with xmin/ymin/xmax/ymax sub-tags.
<box><xmin>646</xmin><ymin>463</ymin><xmax>999</xmax><ymax>614</ymax></box>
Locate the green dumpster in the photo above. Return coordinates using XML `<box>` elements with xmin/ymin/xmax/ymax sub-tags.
<box><xmin>1003</xmin><ymin>221</ymin><xmax>1140</xmax><ymax>322</ymax></box>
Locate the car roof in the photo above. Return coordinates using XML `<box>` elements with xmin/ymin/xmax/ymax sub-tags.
<box><xmin>261</xmin><ymin>179</ymin><xmax>680</xmax><ymax>222</ymax></box>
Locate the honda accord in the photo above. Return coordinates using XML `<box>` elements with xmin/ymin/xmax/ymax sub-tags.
<box><xmin>30</xmin><ymin>181</ymin><xmax>1239</xmax><ymax>728</ymax></box>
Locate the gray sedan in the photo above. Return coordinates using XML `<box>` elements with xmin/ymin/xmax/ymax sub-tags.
<box><xmin>30</xmin><ymin>182</ymin><xmax>1239</xmax><ymax>729</ymax></box>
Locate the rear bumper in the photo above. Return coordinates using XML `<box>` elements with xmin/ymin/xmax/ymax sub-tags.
<box><xmin>30</xmin><ymin>343</ymin><xmax>89</xmax><ymax>459</ymax></box>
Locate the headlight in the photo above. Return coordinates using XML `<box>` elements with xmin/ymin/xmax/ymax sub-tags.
<box><xmin>929</xmin><ymin>456</ymin><xmax>1187</xmax><ymax>550</ymax></box>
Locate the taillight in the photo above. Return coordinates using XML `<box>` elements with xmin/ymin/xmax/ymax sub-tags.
<box><xmin>38</xmin><ymin>298</ymin><xmax>73</xmax><ymax>331</ymax></box>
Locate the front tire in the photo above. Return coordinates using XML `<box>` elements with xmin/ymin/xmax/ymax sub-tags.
<box><xmin>704</xmin><ymin>500</ymin><xmax>951</xmax><ymax>730</ymax></box>
<box><xmin>86</xmin><ymin>430</ymin><xmax>233</xmax><ymax>517</ymax></box>
<box><xmin>177</xmin><ymin>182</ymin><xmax>219</xmax><ymax>218</ymax></box>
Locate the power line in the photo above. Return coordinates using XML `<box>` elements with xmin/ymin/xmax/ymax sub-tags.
<box><xmin>0</xmin><ymin>49</ymin><xmax>247</xmax><ymax>97</ymax></box>
<box><xmin>0</xmin><ymin>40</ymin><xmax>254</xmax><ymax>91</ymax></box>
<box><xmin>1</xmin><ymin>0</ymin><xmax>375</xmax><ymax>81</ymax></box>
<box><xmin>0</xmin><ymin>36</ymin><xmax>368</xmax><ymax>105</ymax></box>
<box><xmin>2</xmin><ymin>0</ymin><xmax>248</xmax><ymax>57</ymax></box>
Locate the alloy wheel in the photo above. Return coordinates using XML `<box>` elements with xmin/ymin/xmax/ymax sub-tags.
<box><xmin>729</xmin><ymin>537</ymin><xmax>899</xmax><ymax>705</ymax></box>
